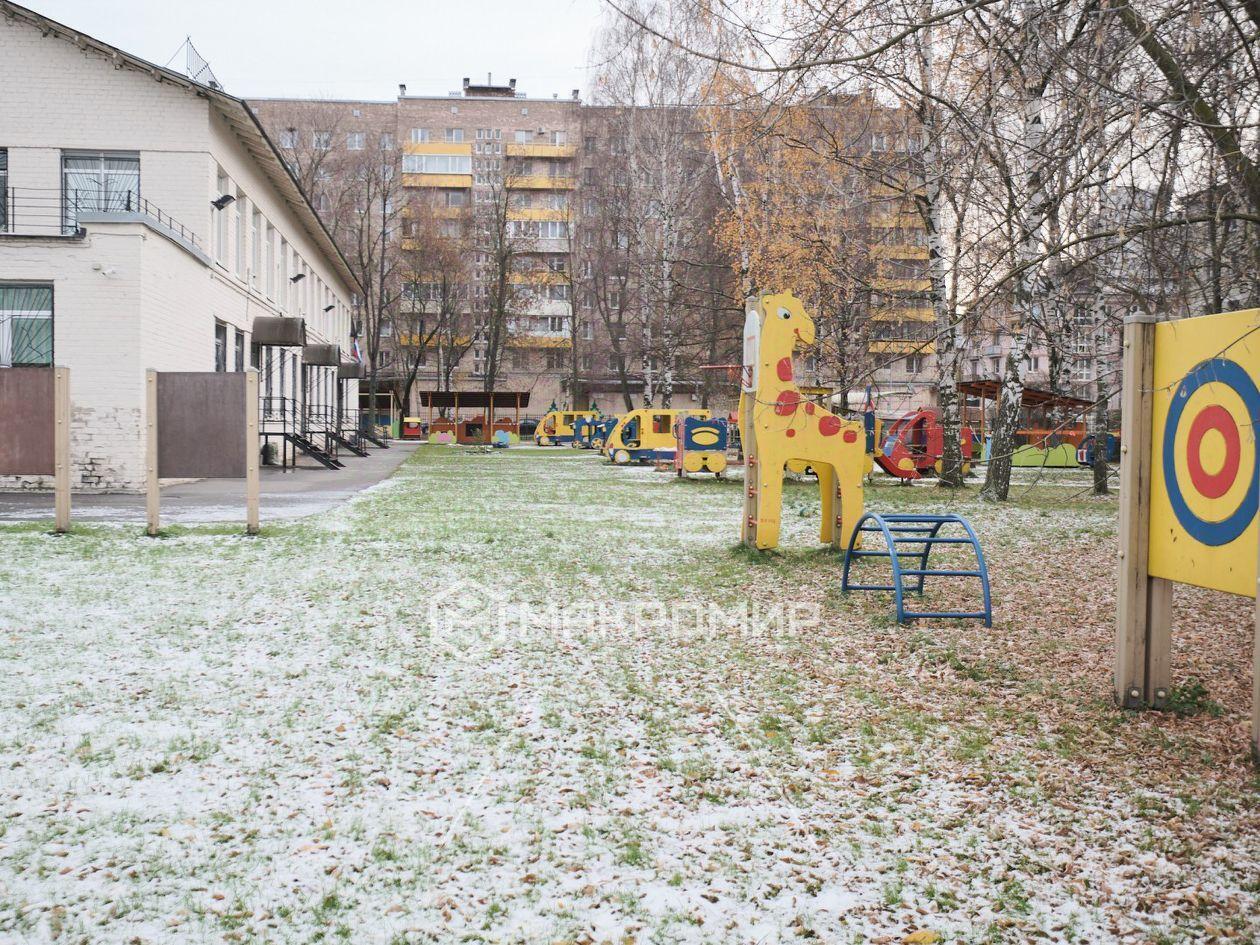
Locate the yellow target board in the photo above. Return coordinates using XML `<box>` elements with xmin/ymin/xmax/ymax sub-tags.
<box><xmin>1148</xmin><ymin>308</ymin><xmax>1260</xmax><ymax>597</ymax></box>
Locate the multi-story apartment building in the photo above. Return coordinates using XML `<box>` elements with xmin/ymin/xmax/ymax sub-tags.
<box><xmin>0</xmin><ymin>2</ymin><xmax>361</xmax><ymax>489</ymax></box>
<box><xmin>252</xmin><ymin>81</ymin><xmax>938</xmax><ymax>424</ymax></box>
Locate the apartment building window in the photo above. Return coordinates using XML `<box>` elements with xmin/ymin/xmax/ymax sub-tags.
<box><xmin>582</xmin><ymin>167</ymin><xmax>595</xmax><ymax>186</ymax></box>
<box><xmin>278</xmin><ymin>128</ymin><xmax>298</xmax><ymax>149</ymax></box>
<box><xmin>402</xmin><ymin>154</ymin><xmax>472</xmax><ymax>174</ymax></box>
<box><xmin>608</xmin><ymin>290</ymin><xmax>621</xmax><ymax>309</ymax></box>
<box><xmin>538</xmin><ymin>221</ymin><xmax>569</xmax><ymax>239</ymax></box>
<box><xmin>234</xmin><ymin>329</ymin><xmax>245</xmax><ymax>371</ymax></box>
<box><xmin>548</xmin><ymin>285</ymin><xmax>569</xmax><ymax>302</ymax></box>
<box><xmin>410</xmin><ymin>128</ymin><xmax>430</xmax><ymax>143</ymax></box>
<box><xmin>546</xmin><ymin>256</ymin><xmax>567</xmax><ymax>273</ymax></box>
<box><xmin>545</xmin><ymin>315</ymin><xmax>566</xmax><ymax>332</ymax></box>
<box><xmin>904</xmin><ymin>354</ymin><xmax>925</xmax><ymax>374</ymax></box>
<box><xmin>444</xmin><ymin>128</ymin><xmax>465</xmax><ymax>143</ymax></box>
<box><xmin>279</xmin><ymin>238</ymin><xmax>290</xmax><ymax>309</ymax></box>
<box><xmin>0</xmin><ymin>284</ymin><xmax>53</xmax><ymax>367</ymax></box>
<box><xmin>581</xmin><ymin>353</ymin><xmax>593</xmax><ymax>372</ymax></box>
<box><xmin>313</xmin><ymin>131</ymin><xmax>333</xmax><ymax>150</ymax></box>
<box><xmin>234</xmin><ymin>191</ymin><xmax>246</xmax><ymax>278</ymax></box>
<box><xmin>213</xmin><ymin>169</ymin><xmax>229</xmax><ymax>262</ymax></box>
<box><xmin>347</xmin><ymin>132</ymin><xmax>365</xmax><ymax>150</ymax></box>
<box><xmin>583</xmin><ymin>135</ymin><xmax>595</xmax><ymax>151</ymax></box>
<box><xmin>265</xmin><ymin>225</ymin><xmax>276</xmax><ymax>298</ymax></box>
<box><xmin>609</xmin><ymin>353</ymin><xmax>624</xmax><ymax>372</ymax></box>
<box><xmin>444</xmin><ymin>190</ymin><xmax>467</xmax><ymax>208</ymax></box>
<box><xmin>544</xmin><ymin>350</ymin><xmax>565</xmax><ymax>370</ymax></box>
<box><xmin>214</xmin><ymin>322</ymin><xmax>228</xmax><ymax>372</ymax></box>
<box><xmin>871</xmin><ymin>133</ymin><xmax>888</xmax><ymax>152</ymax></box>
<box><xmin>379</xmin><ymin>132</ymin><xmax>395</xmax><ymax>150</ymax></box>
<box><xmin>63</xmin><ymin>151</ymin><xmax>140</xmax><ymax>231</ymax></box>
<box><xmin>582</xmin><ymin>320</ymin><xmax>593</xmax><ymax>340</ymax></box>
<box><xmin>511</xmin><ymin>348</ymin><xmax>528</xmax><ymax>370</ymax></box>
<box><xmin>250</xmin><ymin>208</ymin><xmax>262</xmax><ymax>287</ymax></box>
<box><xmin>550</xmin><ymin>131</ymin><xmax>567</xmax><ymax>145</ymax></box>
<box><xmin>514</xmin><ymin>129</ymin><xmax>533</xmax><ymax>144</ymax></box>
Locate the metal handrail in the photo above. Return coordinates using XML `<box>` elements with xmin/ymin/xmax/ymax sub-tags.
<box><xmin>1</xmin><ymin>187</ymin><xmax>202</xmax><ymax>248</ymax></box>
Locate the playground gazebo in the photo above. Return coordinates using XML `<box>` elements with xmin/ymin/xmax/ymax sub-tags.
<box><xmin>415</xmin><ymin>390</ymin><xmax>532</xmax><ymax>444</ymax></box>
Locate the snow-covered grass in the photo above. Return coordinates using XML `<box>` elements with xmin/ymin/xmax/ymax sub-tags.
<box><xmin>0</xmin><ymin>447</ymin><xmax>1256</xmax><ymax>944</ymax></box>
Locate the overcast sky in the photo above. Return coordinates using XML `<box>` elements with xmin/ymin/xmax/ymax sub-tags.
<box><xmin>23</xmin><ymin>0</ymin><xmax>608</xmax><ymax>101</ymax></box>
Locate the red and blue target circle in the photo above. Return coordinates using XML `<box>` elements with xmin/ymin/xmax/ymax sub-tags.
<box><xmin>1162</xmin><ymin>357</ymin><xmax>1260</xmax><ymax>546</ymax></box>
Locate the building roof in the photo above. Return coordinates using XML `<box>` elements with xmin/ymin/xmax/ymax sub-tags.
<box><xmin>957</xmin><ymin>379</ymin><xmax>1093</xmax><ymax>411</ymax></box>
<box><xmin>0</xmin><ymin>1</ymin><xmax>363</xmax><ymax>297</ymax></box>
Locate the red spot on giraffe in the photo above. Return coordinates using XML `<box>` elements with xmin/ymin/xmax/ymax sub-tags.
<box><xmin>776</xmin><ymin>357</ymin><xmax>793</xmax><ymax>382</ymax></box>
<box><xmin>804</xmin><ymin>402</ymin><xmax>816</xmax><ymax>415</ymax></box>
<box><xmin>818</xmin><ymin>415</ymin><xmax>843</xmax><ymax>437</ymax></box>
<box><xmin>774</xmin><ymin>390</ymin><xmax>801</xmax><ymax>416</ymax></box>
<box><xmin>843</xmin><ymin>429</ymin><xmax>858</xmax><ymax>443</ymax></box>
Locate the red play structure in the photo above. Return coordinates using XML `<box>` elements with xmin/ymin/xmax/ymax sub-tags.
<box><xmin>875</xmin><ymin>408</ymin><xmax>974</xmax><ymax>480</ymax></box>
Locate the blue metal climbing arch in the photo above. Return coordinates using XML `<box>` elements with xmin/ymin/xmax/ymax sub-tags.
<box><xmin>841</xmin><ymin>512</ymin><xmax>992</xmax><ymax>626</ymax></box>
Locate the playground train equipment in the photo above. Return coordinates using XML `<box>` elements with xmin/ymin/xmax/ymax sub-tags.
<box><xmin>572</xmin><ymin>415</ymin><xmax>618</xmax><ymax>450</ymax></box>
<box><xmin>535</xmin><ymin>409</ymin><xmax>599</xmax><ymax>446</ymax></box>
<box><xmin>673</xmin><ymin>415</ymin><xmax>730</xmax><ymax>477</ymax></box>
<box><xmin>604</xmin><ymin>407</ymin><xmax>711</xmax><ymax>465</ymax></box>
<box><xmin>740</xmin><ymin>290</ymin><xmax>992</xmax><ymax>626</ymax></box>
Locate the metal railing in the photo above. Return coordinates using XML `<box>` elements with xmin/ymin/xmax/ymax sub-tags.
<box><xmin>2</xmin><ymin>187</ymin><xmax>202</xmax><ymax>248</ymax></box>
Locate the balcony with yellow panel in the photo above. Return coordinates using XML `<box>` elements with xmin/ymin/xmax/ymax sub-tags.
<box><xmin>872</xmin><ymin>306</ymin><xmax>935</xmax><ymax>322</ymax></box>
<box><xmin>870</xmin><ymin>339</ymin><xmax>936</xmax><ymax>354</ymax></box>
<box><xmin>871</xmin><ymin>244</ymin><xmax>930</xmax><ymax>261</ymax></box>
<box><xmin>506</xmin><ymin>175</ymin><xmax>575</xmax><ymax>190</ymax></box>
<box><xmin>505</xmin><ymin>143</ymin><xmax>577</xmax><ymax>159</ymax></box>
<box><xmin>509</xmin><ymin>269</ymin><xmax>569</xmax><ymax>286</ymax></box>
<box><xmin>403</xmin><ymin>142</ymin><xmax>474</xmax><ymax>156</ymax></box>
<box><xmin>507</xmin><ymin>207</ymin><xmax>569</xmax><ymax>222</ymax></box>
<box><xmin>870</xmin><ymin>211</ymin><xmax>922</xmax><ymax>229</ymax></box>
<box><xmin>871</xmin><ymin>277</ymin><xmax>931</xmax><ymax>293</ymax></box>
<box><xmin>402</xmin><ymin>173</ymin><xmax>473</xmax><ymax>189</ymax></box>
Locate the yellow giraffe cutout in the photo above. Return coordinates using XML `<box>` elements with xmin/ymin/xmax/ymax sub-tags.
<box><xmin>739</xmin><ymin>292</ymin><xmax>865</xmax><ymax>551</ymax></box>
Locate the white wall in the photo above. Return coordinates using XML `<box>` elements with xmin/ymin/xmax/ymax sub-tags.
<box><xmin>0</xmin><ymin>13</ymin><xmax>360</xmax><ymax>490</ymax></box>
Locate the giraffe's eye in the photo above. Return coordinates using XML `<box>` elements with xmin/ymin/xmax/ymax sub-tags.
<box><xmin>778</xmin><ymin>307</ymin><xmax>792</xmax><ymax>320</ymax></box>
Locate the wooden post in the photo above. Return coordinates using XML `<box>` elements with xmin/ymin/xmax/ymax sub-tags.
<box><xmin>53</xmin><ymin>366</ymin><xmax>71</xmax><ymax>533</ymax></box>
<box><xmin>1254</xmin><ymin>482</ymin><xmax>1260</xmax><ymax>761</ymax></box>
<box><xmin>245</xmin><ymin>369</ymin><xmax>260</xmax><ymax>535</ymax></box>
<box><xmin>145</xmin><ymin>369</ymin><xmax>160</xmax><ymax>537</ymax></box>
<box><xmin>1115</xmin><ymin>313</ymin><xmax>1165</xmax><ymax>709</ymax></box>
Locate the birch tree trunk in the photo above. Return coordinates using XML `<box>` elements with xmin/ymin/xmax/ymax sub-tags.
<box><xmin>916</xmin><ymin>1</ymin><xmax>964</xmax><ymax>487</ymax></box>
<box><xmin>981</xmin><ymin>5</ymin><xmax>1046</xmax><ymax>502</ymax></box>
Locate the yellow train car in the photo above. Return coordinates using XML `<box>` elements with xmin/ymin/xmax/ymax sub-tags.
<box><xmin>605</xmin><ymin>408</ymin><xmax>711</xmax><ymax>465</ymax></box>
<box><xmin>534</xmin><ymin>409</ymin><xmax>598</xmax><ymax>446</ymax></box>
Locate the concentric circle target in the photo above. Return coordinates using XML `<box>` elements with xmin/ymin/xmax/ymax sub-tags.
<box><xmin>1162</xmin><ymin>357</ymin><xmax>1260</xmax><ymax>546</ymax></box>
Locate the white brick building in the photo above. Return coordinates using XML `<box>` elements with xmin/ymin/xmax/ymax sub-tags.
<box><xmin>0</xmin><ymin>2</ymin><xmax>362</xmax><ymax>490</ymax></box>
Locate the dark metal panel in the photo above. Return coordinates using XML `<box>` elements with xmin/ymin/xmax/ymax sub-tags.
<box><xmin>156</xmin><ymin>372</ymin><xmax>247</xmax><ymax>478</ymax></box>
<box><xmin>0</xmin><ymin>367</ymin><xmax>55</xmax><ymax>475</ymax></box>
<box><xmin>303</xmin><ymin>344</ymin><xmax>341</xmax><ymax>366</ymax></box>
<box><xmin>338</xmin><ymin>362</ymin><xmax>363</xmax><ymax>380</ymax></box>
<box><xmin>251</xmin><ymin>316</ymin><xmax>307</xmax><ymax>347</ymax></box>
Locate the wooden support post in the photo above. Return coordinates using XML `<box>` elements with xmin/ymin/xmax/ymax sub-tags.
<box><xmin>145</xmin><ymin>369</ymin><xmax>160</xmax><ymax>536</ymax></box>
<box><xmin>1115</xmin><ymin>314</ymin><xmax>1163</xmax><ymax>709</ymax></box>
<box><xmin>1253</xmin><ymin>492</ymin><xmax>1260</xmax><ymax>761</ymax></box>
<box><xmin>53</xmin><ymin>365</ymin><xmax>71</xmax><ymax>533</ymax></box>
<box><xmin>245</xmin><ymin>369</ymin><xmax>260</xmax><ymax>535</ymax></box>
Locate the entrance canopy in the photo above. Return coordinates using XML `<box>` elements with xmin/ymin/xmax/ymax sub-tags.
<box><xmin>252</xmin><ymin>316</ymin><xmax>306</xmax><ymax>347</ymax></box>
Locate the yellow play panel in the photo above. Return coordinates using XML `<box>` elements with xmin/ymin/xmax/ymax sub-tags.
<box><xmin>1148</xmin><ymin>308</ymin><xmax>1260</xmax><ymax>597</ymax></box>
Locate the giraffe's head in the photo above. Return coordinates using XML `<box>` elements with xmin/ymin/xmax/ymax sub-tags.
<box><xmin>762</xmin><ymin>291</ymin><xmax>815</xmax><ymax>349</ymax></box>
